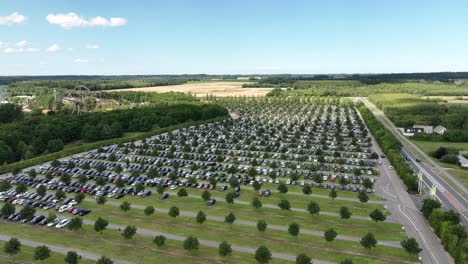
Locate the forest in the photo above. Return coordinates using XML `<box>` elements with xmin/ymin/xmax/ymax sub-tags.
<box><xmin>0</xmin><ymin>103</ymin><xmax>228</xmax><ymax>165</ymax></box>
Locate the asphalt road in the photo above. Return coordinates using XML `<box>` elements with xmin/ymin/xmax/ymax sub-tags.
<box><xmin>0</xmin><ymin>233</ymin><xmax>132</xmax><ymax>264</ymax></box>
<box><xmin>362</xmin><ymin>98</ymin><xmax>468</xmax><ymax>227</ymax></box>
<box><xmin>356</xmin><ymin>105</ymin><xmax>454</xmax><ymax>264</ymax></box>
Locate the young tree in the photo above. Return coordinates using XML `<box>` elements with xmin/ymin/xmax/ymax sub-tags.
<box><xmin>218</xmin><ymin>241</ymin><xmax>232</xmax><ymax>257</ymax></box>
<box><xmin>324</xmin><ymin>228</ymin><xmax>337</xmax><ymax>242</ymax></box>
<box><xmin>257</xmin><ymin>220</ymin><xmax>268</xmax><ymax>232</ymax></box>
<box><xmin>288</xmin><ymin>223</ymin><xmax>300</xmax><ymax>236</ymax></box>
<box><xmin>401</xmin><ymin>238</ymin><xmax>422</xmax><ymax>255</ymax></box>
<box><xmin>329</xmin><ymin>189</ymin><xmax>337</xmax><ymax>200</ymax></box>
<box><xmin>251</xmin><ymin>197</ymin><xmax>262</xmax><ymax>209</ymax></box>
<box><xmin>96</xmin><ymin>176</ymin><xmax>107</xmax><ymax>186</ymax></box>
<box><xmin>144</xmin><ymin>206</ymin><xmax>155</xmax><ymax>216</ymax></box>
<box><xmin>369</xmin><ymin>209</ymin><xmax>386</xmax><ymax>222</ymax></box>
<box><xmin>37</xmin><ymin>185</ymin><xmax>47</xmax><ymax>197</ymax></box>
<box><xmin>177</xmin><ymin>188</ymin><xmax>188</xmax><ymax>197</ymax></box>
<box><xmin>15</xmin><ymin>183</ymin><xmax>27</xmax><ymax>194</ymax></box>
<box><xmin>225</xmin><ymin>192</ymin><xmax>235</xmax><ymax>204</ymax></box>
<box><xmin>277</xmin><ymin>182</ymin><xmax>288</xmax><ymax>194</ymax></box>
<box><xmin>119</xmin><ymin>201</ymin><xmax>131</xmax><ymax>212</ymax></box>
<box><xmin>121</xmin><ymin>225</ymin><xmax>137</xmax><ymax>239</ymax></box>
<box><xmin>1</xmin><ymin>203</ymin><xmax>15</xmax><ymax>216</ymax></box>
<box><xmin>196</xmin><ymin>210</ymin><xmax>207</xmax><ymax>224</ymax></box>
<box><xmin>96</xmin><ymin>256</ymin><xmax>113</xmax><ymax>264</ymax></box>
<box><xmin>224</xmin><ymin>212</ymin><xmax>236</xmax><ymax>224</ymax></box>
<box><xmin>307</xmin><ymin>201</ymin><xmax>320</xmax><ymax>215</ymax></box>
<box><xmin>363</xmin><ymin>178</ymin><xmax>373</xmax><ymax>189</ymax></box>
<box><xmin>64</xmin><ymin>251</ymin><xmax>79</xmax><ymax>264</ymax></box>
<box><xmin>78</xmin><ymin>174</ymin><xmax>88</xmax><ymax>184</ymax></box>
<box><xmin>360</xmin><ymin>232</ymin><xmax>377</xmax><ymax>249</ymax></box>
<box><xmin>252</xmin><ymin>180</ymin><xmax>262</xmax><ymax>191</ymax></box>
<box><xmin>135</xmin><ymin>182</ymin><xmax>145</xmax><ymax>194</ymax></box>
<box><xmin>19</xmin><ymin>206</ymin><xmax>36</xmax><ymax>221</ymax></box>
<box><xmin>55</xmin><ymin>190</ymin><xmax>66</xmax><ymax>200</ymax></box>
<box><xmin>255</xmin><ymin>245</ymin><xmax>272</xmax><ymax>264</ymax></box>
<box><xmin>340</xmin><ymin>206</ymin><xmax>352</xmax><ymax>219</ymax></box>
<box><xmin>4</xmin><ymin>237</ymin><xmax>21</xmax><ymax>261</ymax></box>
<box><xmin>34</xmin><ymin>245</ymin><xmax>51</xmax><ymax>263</ymax></box>
<box><xmin>153</xmin><ymin>235</ymin><xmax>166</xmax><ymax>247</ymax></box>
<box><xmin>0</xmin><ymin>180</ymin><xmax>11</xmax><ymax>192</ymax></box>
<box><xmin>296</xmin><ymin>253</ymin><xmax>312</xmax><ymax>264</ymax></box>
<box><xmin>94</xmin><ymin>217</ymin><xmax>109</xmax><ymax>233</ymax></box>
<box><xmin>183</xmin><ymin>236</ymin><xmax>199</xmax><ymax>251</ymax></box>
<box><xmin>358</xmin><ymin>191</ymin><xmax>369</xmax><ymax>203</ymax></box>
<box><xmin>157</xmin><ymin>186</ymin><xmax>165</xmax><ymax>195</ymax></box>
<box><xmin>60</xmin><ymin>173</ymin><xmax>72</xmax><ymax>184</ymax></box>
<box><xmin>96</xmin><ymin>195</ymin><xmax>107</xmax><ymax>205</ymax></box>
<box><xmin>168</xmin><ymin>206</ymin><xmax>180</xmax><ymax>218</ymax></box>
<box><xmin>201</xmin><ymin>190</ymin><xmax>211</xmax><ymax>201</ymax></box>
<box><xmin>340</xmin><ymin>258</ymin><xmax>353</xmax><ymax>264</ymax></box>
<box><xmin>68</xmin><ymin>217</ymin><xmax>83</xmax><ymax>231</ymax></box>
<box><xmin>302</xmin><ymin>185</ymin><xmax>312</xmax><ymax>195</ymax></box>
<box><xmin>278</xmin><ymin>199</ymin><xmax>291</xmax><ymax>210</ymax></box>
<box><xmin>75</xmin><ymin>193</ymin><xmax>86</xmax><ymax>204</ymax></box>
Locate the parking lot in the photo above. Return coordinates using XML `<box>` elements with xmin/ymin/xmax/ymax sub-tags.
<box><xmin>0</xmin><ymin>99</ymin><xmax>419</xmax><ymax>263</ymax></box>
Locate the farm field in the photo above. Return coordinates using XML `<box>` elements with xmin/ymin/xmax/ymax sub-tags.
<box><xmin>108</xmin><ymin>81</ymin><xmax>273</xmax><ymax>97</ymax></box>
<box><xmin>0</xmin><ymin>98</ymin><xmax>418</xmax><ymax>264</ymax></box>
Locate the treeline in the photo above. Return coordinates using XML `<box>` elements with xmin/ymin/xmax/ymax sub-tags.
<box><xmin>357</xmin><ymin>104</ymin><xmax>418</xmax><ymax>192</ymax></box>
<box><xmin>8</xmin><ymin>79</ymin><xmax>188</xmax><ymax>93</ymax></box>
<box><xmin>0</xmin><ymin>103</ymin><xmax>228</xmax><ymax>165</ymax></box>
<box><xmin>421</xmin><ymin>199</ymin><xmax>466</xmax><ymax>263</ymax></box>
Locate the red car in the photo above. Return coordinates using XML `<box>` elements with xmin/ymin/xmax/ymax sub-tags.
<box><xmin>257</xmin><ymin>190</ymin><xmax>263</xmax><ymax>196</ymax></box>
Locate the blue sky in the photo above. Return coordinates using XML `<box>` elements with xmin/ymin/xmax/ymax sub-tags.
<box><xmin>0</xmin><ymin>0</ymin><xmax>467</xmax><ymax>75</ymax></box>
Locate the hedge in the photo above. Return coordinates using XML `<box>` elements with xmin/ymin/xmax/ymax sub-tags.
<box><xmin>0</xmin><ymin>115</ymin><xmax>228</xmax><ymax>175</ymax></box>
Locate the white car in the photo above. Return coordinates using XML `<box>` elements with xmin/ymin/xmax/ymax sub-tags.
<box><xmin>47</xmin><ymin>218</ymin><xmax>60</xmax><ymax>227</ymax></box>
<box><xmin>58</xmin><ymin>204</ymin><xmax>72</xmax><ymax>213</ymax></box>
<box><xmin>55</xmin><ymin>219</ymin><xmax>70</xmax><ymax>229</ymax></box>
<box><xmin>169</xmin><ymin>185</ymin><xmax>177</xmax><ymax>190</ymax></box>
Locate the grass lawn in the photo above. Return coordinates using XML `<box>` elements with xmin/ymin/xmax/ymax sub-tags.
<box><xmin>0</xmin><ymin>241</ymin><xmax>95</xmax><ymax>264</ymax></box>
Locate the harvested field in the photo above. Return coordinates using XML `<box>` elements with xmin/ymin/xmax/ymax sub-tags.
<box><xmin>108</xmin><ymin>82</ymin><xmax>273</xmax><ymax>97</ymax></box>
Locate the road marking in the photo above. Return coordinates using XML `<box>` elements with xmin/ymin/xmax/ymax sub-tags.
<box><xmin>399</xmin><ymin>203</ymin><xmax>420</xmax><ymax>232</ymax></box>
<box><xmin>383</xmin><ymin>183</ymin><xmax>397</xmax><ymax>198</ymax></box>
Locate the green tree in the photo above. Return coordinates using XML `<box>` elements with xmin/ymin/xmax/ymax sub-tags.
<box><xmin>324</xmin><ymin>228</ymin><xmax>337</xmax><ymax>242</ymax></box>
<box><xmin>34</xmin><ymin>245</ymin><xmax>51</xmax><ymax>263</ymax></box>
<box><xmin>253</xmin><ymin>180</ymin><xmax>262</xmax><ymax>190</ymax></box>
<box><xmin>119</xmin><ymin>201</ymin><xmax>131</xmax><ymax>212</ymax></box>
<box><xmin>277</xmin><ymin>182</ymin><xmax>288</xmax><ymax>194</ymax></box>
<box><xmin>421</xmin><ymin>199</ymin><xmax>441</xmax><ymax>218</ymax></box>
<box><xmin>0</xmin><ymin>180</ymin><xmax>11</xmax><ymax>192</ymax></box>
<box><xmin>47</xmin><ymin>139</ymin><xmax>64</xmax><ymax>152</ymax></box>
<box><xmin>96</xmin><ymin>256</ymin><xmax>113</xmax><ymax>264</ymax></box>
<box><xmin>144</xmin><ymin>206</ymin><xmax>155</xmax><ymax>216</ymax></box>
<box><xmin>257</xmin><ymin>220</ymin><xmax>268</xmax><ymax>232</ymax></box>
<box><xmin>251</xmin><ymin>197</ymin><xmax>262</xmax><ymax>208</ymax></box>
<box><xmin>183</xmin><ymin>236</ymin><xmax>199</xmax><ymax>251</ymax></box>
<box><xmin>96</xmin><ymin>195</ymin><xmax>107</xmax><ymax>205</ymax></box>
<box><xmin>358</xmin><ymin>191</ymin><xmax>369</xmax><ymax>203</ymax></box>
<box><xmin>302</xmin><ymin>185</ymin><xmax>312</xmax><ymax>195</ymax></box>
<box><xmin>369</xmin><ymin>209</ymin><xmax>386</xmax><ymax>222</ymax></box>
<box><xmin>75</xmin><ymin>193</ymin><xmax>86</xmax><ymax>204</ymax></box>
<box><xmin>401</xmin><ymin>238</ymin><xmax>422</xmax><ymax>255</ymax></box>
<box><xmin>329</xmin><ymin>189</ymin><xmax>337</xmax><ymax>200</ymax></box>
<box><xmin>55</xmin><ymin>190</ymin><xmax>66</xmax><ymax>200</ymax></box>
<box><xmin>255</xmin><ymin>245</ymin><xmax>272</xmax><ymax>264</ymax></box>
<box><xmin>340</xmin><ymin>206</ymin><xmax>352</xmax><ymax>219</ymax></box>
<box><xmin>278</xmin><ymin>199</ymin><xmax>291</xmax><ymax>210</ymax></box>
<box><xmin>94</xmin><ymin>217</ymin><xmax>109</xmax><ymax>233</ymax></box>
<box><xmin>15</xmin><ymin>183</ymin><xmax>27</xmax><ymax>194</ymax></box>
<box><xmin>64</xmin><ymin>251</ymin><xmax>79</xmax><ymax>264</ymax></box>
<box><xmin>296</xmin><ymin>253</ymin><xmax>312</xmax><ymax>264</ymax></box>
<box><xmin>288</xmin><ymin>223</ymin><xmax>300</xmax><ymax>236</ymax></box>
<box><xmin>307</xmin><ymin>201</ymin><xmax>320</xmax><ymax>215</ymax></box>
<box><xmin>153</xmin><ymin>235</ymin><xmax>166</xmax><ymax>247</ymax></box>
<box><xmin>19</xmin><ymin>206</ymin><xmax>36</xmax><ymax>220</ymax></box>
<box><xmin>360</xmin><ymin>232</ymin><xmax>377</xmax><ymax>249</ymax></box>
<box><xmin>121</xmin><ymin>225</ymin><xmax>137</xmax><ymax>239</ymax></box>
<box><xmin>68</xmin><ymin>217</ymin><xmax>83</xmax><ymax>231</ymax></box>
<box><xmin>4</xmin><ymin>237</ymin><xmax>21</xmax><ymax>261</ymax></box>
<box><xmin>196</xmin><ymin>210</ymin><xmax>207</xmax><ymax>224</ymax></box>
<box><xmin>177</xmin><ymin>188</ymin><xmax>188</xmax><ymax>197</ymax></box>
<box><xmin>363</xmin><ymin>178</ymin><xmax>373</xmax><ymax>189</ymax></box>
<box><xmin>225</xmin><ymin>192</ymin><xmax>235</xmax><ymax>204</ymax></box>
<box><xmin>60</xmin><ymin>173</ymin><xmax>72</xmax><ymax>184</ymax></box>
<box><xmin>36</xmin><ymin>185</ymin><xmax>47</xmax><ymax>197</ymax></box>
<box><xmin>168</xmin><ymin>206</ymin><xmax>179</xmax><ymax>218</ymax></box>
<box><xmin>1</xmin><ymin>203</ymin><xmax>15</xmax><ymax>217</ymax></box>
<box><xmin>225</xmin><ymin>212</ymin><xmax>236</xmax><ymax>224</ymax></box>
<box><xmin>78</xmin><ymin>174</ymin><xmax>88</xmax><ymax>184</ymax></box>
<box><xmin>201</xmin><ymin>190</ymin><xmax>211</xmax><ymax>201</ymax></box>
<box><xmin>218</xmin><ymin>241</ymin><xmax>232</xmax><ymax>257</ymax></box>
<box><xmin>340</xmin><ymin>258</ymin><xmax>353</xmax><ymax>264</ymax></box>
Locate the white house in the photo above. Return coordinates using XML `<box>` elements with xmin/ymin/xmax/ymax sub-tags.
<box><xmin>434</xmin><ymin>125</ymin><xmax>447</xmax><ymax>135</ymax></box>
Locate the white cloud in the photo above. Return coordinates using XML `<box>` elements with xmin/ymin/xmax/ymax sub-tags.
<box><xmin>46</xmin><ymin>44</ymin><xmax>62</xmax><ymax>52</ymax></box>
<box><xmin>46</xmin><ymin>13</ymin><xmax>127</xmax><ymax>29</ymax></box>
<box><xmin>85</xmin><ymin>44</ymin><xmax>99</xmax><ymax>49</ymax></box>
<box><xmin>15</xmin><ymin>40</ymin><xmax>28</xmax><ymax>47</ymax></box>
<box><xmin>74</xmin><ymin>58</ymin><xmax>88</xmax><ymax>63</ymax></box>
<box><xmin>0</xmin><ymin>12</ymin><xmax>26</xmax><ymax>26</ymax></box>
